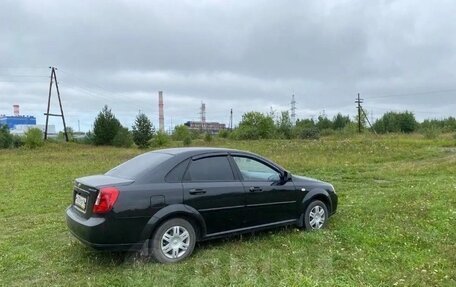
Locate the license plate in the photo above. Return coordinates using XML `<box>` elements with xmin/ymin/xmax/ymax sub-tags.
<box><xmin>74</xmin><ymin>193</ymin><xmax>87</xmax><ymax>212</ymax></box>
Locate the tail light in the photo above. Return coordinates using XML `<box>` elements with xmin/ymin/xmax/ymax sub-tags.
<box><xmin>93</xmin><ymin>187</ymin><xmax>119</xmax><ymax>214</ymax></box>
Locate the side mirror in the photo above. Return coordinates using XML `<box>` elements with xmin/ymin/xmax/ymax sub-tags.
<box><xmin>281</xmin><ymin>171</ymin><xmax>292</xmax><ymax>183</ymax></box>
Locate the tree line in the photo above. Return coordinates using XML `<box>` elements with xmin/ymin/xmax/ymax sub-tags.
<box><xmin>1</xmin><ymin>105</ymin><xmax>455</xmax><ymax>149</ymax></box>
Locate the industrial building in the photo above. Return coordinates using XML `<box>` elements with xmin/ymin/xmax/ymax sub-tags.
<box><xmin>0</xmin><ymin>105</ymin><xmax>36</xmax><ymax>129</ymax></box>
<box><xmin>0</xmin><ymin>115</ymin><xmax>37</xmax><ymax>129</ymax></box>
<box><xmin>0</xmin><ymin>105</ymin><xmax>55</xmax><ymax>136</ymax></box>
<box><xmin>184</xmin><ymin>121</ymin><xmax>226</xmax><ymax>134</ymax></box>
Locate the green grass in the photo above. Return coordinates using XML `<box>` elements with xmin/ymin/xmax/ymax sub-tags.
<box><xmin>1</xmin><ymin>135</ymin><xmax>455</xmax><ymax>286</ymax></box>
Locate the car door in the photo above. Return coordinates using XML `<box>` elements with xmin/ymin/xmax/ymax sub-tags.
<box><xmin>231</xmin><ymin>155</ymin><xmax>299</xmax><ymax>227</ymax></box>
<box><xmin>182</xmin><ymin>154</ymin><xmax>246</xmax><ymax>235</ymax></box>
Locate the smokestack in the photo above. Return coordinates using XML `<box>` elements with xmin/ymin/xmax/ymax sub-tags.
<box><xmin>158</xmin><ymin>91</ymin><xmax>164</xmax><ymax>132</ymax></box>
<box><xmin>13</xmin><ymin>105</ymin><xmax>19</xmax><ymax>116</ymax></box>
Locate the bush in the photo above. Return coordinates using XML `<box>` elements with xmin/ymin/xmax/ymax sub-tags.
<box><xmin>0</xmin><ymin>125</ymin><xmax>13</xmax><ymax>148</ymax></box>
<box><xmin>12</xmin><ymin>135</ymin><xmax>24</xmax><ymax>148</ymax></box>
<box><xmin>132</xmin><ymin>113</ymin><xmax>154</xmax><ymax>148</ymax></box>
<box><xmin>204</xmin><ymin>133</ymin><xmax>212</xmax><ymax>142</ymax></box>
<box><xmin>173</xmin><ymin>125</ymin><xmax>191</xmax><ymax>141</ymax></box>
<box><xmin>24</xmin><ymin>128</ymin><xmax>44</xmax><ymax>149</ymax></box>
<box><xmin>151</xmin><ymin>131</ymin><xmax>169</xmax><ymax>147</ymax></box>
<box><xmin>183</xmin><ymin>136</ymin><xmax>192</xmax><ymax>146</ymax></box>
<box><xmin>299</xmin><ymin>127</ymin><xmax>320</xmax><ymax>140</ymax></box>
<box><xmin>112</xmin><ymin>127</ymin><xmax>133</xmax><ymax>148</ymax></box>
<box><xmin>218</xmin><ymin>129</ymin><xmax>229</xmax><ymax>138</ymax></box>
<box><xmin>320</xmin><ymin>128</ymin><xmax>335</xmax><ymax>137</ymax></box>
<box><xmin>93</xmin><ymin>105</ymin><xmax>121</xmax><ymax>145</ymax></box>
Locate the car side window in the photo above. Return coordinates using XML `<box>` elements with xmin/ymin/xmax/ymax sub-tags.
<box><xmin>233</xmin><ymin>156</ymin><xmax>280</xmax><ymax>182</ymax></box>
<box><xmin>165</xmin><ymin>159</ymin><xmax>190</xmax><ymax>183</ymax></box>
<box><xmin>185</xmin><ymin>156</ymin><xmax>235</xmax><ymax>181</ymax></box>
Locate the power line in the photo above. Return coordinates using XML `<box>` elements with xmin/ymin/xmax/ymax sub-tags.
<box><xmin>366</xmin><ymin>88</ymin><xmax>456</xmax><ymax>100</ymax></box>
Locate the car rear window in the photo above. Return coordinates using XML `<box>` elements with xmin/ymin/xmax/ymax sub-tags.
<box><xmin>105</xmin><ymin>152</ymin><xmax>173</xmax><ymax>180</ymax></box>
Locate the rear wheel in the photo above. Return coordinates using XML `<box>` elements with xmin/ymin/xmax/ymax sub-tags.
<box><xmin>150</xmin><ymin>218</ymin><xmax>196</xmax><ymax>263</ymax></box>
<box><xmin>304</xmin><ymin>200</ymin><xmax>328</xmax><ymax>230</ymax></box>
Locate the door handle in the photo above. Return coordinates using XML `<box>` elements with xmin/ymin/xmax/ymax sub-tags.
<box><xmin>189</xmin><ymin>188</ymin><xmax>207</xmax><ymax>195</ymax></box>
<box><xmin>249</xmin><ymin>186</ymin><xmax>263</xmax><ymax>192</ymax></box>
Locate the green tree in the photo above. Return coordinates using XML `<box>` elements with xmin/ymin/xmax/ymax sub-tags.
<box><xmin>0</xmin><ymin>125</ymin><xmax>13</xmax><ymax>148</ymax></box>
<box><xmin>235</xmin><ymin>111</ymin><xmax>276</xmax><ymax>139</ymax></box>
<box><xmin>112</xmin><ymin>127</ymin><xmax>133</xmax><ymax>148</ymax></box>
<box><xmin>93</xmin><ymin>105</ymin><xmax>121</xmax><ymax>145</ymax></box>
<box><xmin>132</xmin><ymin>113</ymin><xmax>154</xmax><ymax>148</ymax></box>
<box><xmin>276</xmin><ymin>111</ymin><xmax>293</xmax><ymax>139</ymax></box>
<box><xmin>333</xmin><ymin>113</ymin><xmax>351</xmax><ymax>130</ymax></box>
<box><xmin>173</xmin><ymin>125</ymin><xmax>191</xmax><ymax>141</ymax></box>
<box><xmin>316</xmin><ymin>115</ymin><xmax>332</xmax><ymax>130</ymax></box>
<box><xmin>373</xmin><ymin>111</ymin><xmax>418</xmax><ymax>133</ymax></box>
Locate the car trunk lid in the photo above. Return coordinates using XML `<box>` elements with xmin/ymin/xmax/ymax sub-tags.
<box><xmin>72</xmin><ymin>175</ymin><xmax>134</xmax><ymax>218</ymax></box>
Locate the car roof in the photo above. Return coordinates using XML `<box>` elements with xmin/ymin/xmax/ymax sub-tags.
<box><xmin>151</xmin><ymin>147</ymin><xmax>243</xmax><ymax>157</ymax></box>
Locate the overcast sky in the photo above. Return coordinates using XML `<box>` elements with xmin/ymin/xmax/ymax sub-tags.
<box><xmin>1</xmin><ymin>0</ymin><xmax>455</xmax><ymax>132</ymax></box>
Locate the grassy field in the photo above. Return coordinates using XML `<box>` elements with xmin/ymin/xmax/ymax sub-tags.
<box><xmin>1</xmin><ymin>135</ymin><xmax>455</xmax><ymax>286</ymax></box>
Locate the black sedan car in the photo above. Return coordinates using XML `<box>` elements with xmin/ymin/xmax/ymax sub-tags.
<box><xmin>66</xmin><ymin>147</ymin><xmax>337</xmax><ymax>263</ymax></box>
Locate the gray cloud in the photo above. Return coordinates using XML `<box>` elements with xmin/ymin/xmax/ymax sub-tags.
<box><xmin>1</xmin><ymin>0</ymin><xmax>455</xmax><ymax>132</ymax></box>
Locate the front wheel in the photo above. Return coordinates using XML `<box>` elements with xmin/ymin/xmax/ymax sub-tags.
<box><xmin>304</xmin><ymin>200</ymin><xmax>328</xmax><ymax>230</ymax></box>
<box><xmin>150</xmin><ymin>218</ymin><xmax>196</xmax><ymax>263</ymax></box>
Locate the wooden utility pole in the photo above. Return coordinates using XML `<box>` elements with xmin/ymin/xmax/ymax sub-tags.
<box><xmin>355</xmin><ymin>93</ymin><xmax>363</xmax><ymax>133</ymax></box>
<box><xmin>229</xmin><ymin>108</ymin><xmax>233</xmax><ymax>130</ymax></box>
<box><xmin>44</xmin><ymin>67</ymin><xmax>69</xmax><ymax>141</ymax></box>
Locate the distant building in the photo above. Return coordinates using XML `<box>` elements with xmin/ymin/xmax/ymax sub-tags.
<box><xmin>184</xmin><ymin>121</ymin><xmax>226</xmax><ymax>134</ymax></box>
<box><xmin>0</xmin><ymin>115</ymin><xmax>36</xmax><ymax>130</ymax></box>
<box><xmin>10</xmin><ymin>124</ymin><xmax>56</xmax><ymax>136</ymax></box>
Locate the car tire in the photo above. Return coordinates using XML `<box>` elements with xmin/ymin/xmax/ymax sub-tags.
<box><xmin>150</xmin><ymin>218</ymin><xmax>196</xmax><ymax>263</ymax></box>
<box><xmin>304</xmin><ymin>200</ymin><xmax>329</xmax><ymax>230</ymax></box>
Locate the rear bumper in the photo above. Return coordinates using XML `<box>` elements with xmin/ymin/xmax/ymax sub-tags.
<box><xmin>65</xmin><ymin>206</ymin><xmax>145</xmax><ymax>251</ymax></box>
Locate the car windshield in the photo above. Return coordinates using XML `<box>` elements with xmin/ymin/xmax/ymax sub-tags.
<box><xmin>105</xmin><ymin>152</ymin><xmax>173</xmax><ymax>180</ymax></box>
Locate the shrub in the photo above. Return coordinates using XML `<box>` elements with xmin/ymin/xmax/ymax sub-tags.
<box><xmin>299</xmin><ymin>127</ymin><xmax>320</xmax><ymax>140</ymax></box>
<box><xmin>132</xmin><ymin>113</ymin><xmax>154</xmax><ymax>148</ymax></box>
<box><xmin>12</xmin><ymin>135</ymin><xmax>24</xmax><ymax>148</ymax></box>
<box><xmin>24</xmin><ymin>128</ymin><xmax>44</xmax><ymax>149</ymax></box>
<box><xmin>151</xmin><ymin>131</ymin><xmax>169</xmax><ymax>147</ymax></box>
<box><xmin>183</xmin><ymin>136</ymin><xmax>192</xmax><ymax>146</ymax></box>
<box><xmin>218</xmin><ymin>129</ymin><xmax>229</xmax><ymax>138</ymax></box>
<box><xmin>173</xmin><ymin>125</ymin><xmax>191</xmax><ymax>141</ymax></box>
<box><xmin>93</xmin><ymin>105</ymin><xmax>121</xmax><ymax>145</ymax></box>
<box><xmin>204</xmin><ymin>133</ymin><xmax>212</xmax><ymax>142</ymax></box>
<box><xmin>112</xmin><ymin>127</ymin><xmax>133</xmax><ymax>148</ymax></box>
<box><xmin>0</xmin><ymin>125</ymin><xmax>13</xmax><ymax>148</ymax></box>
